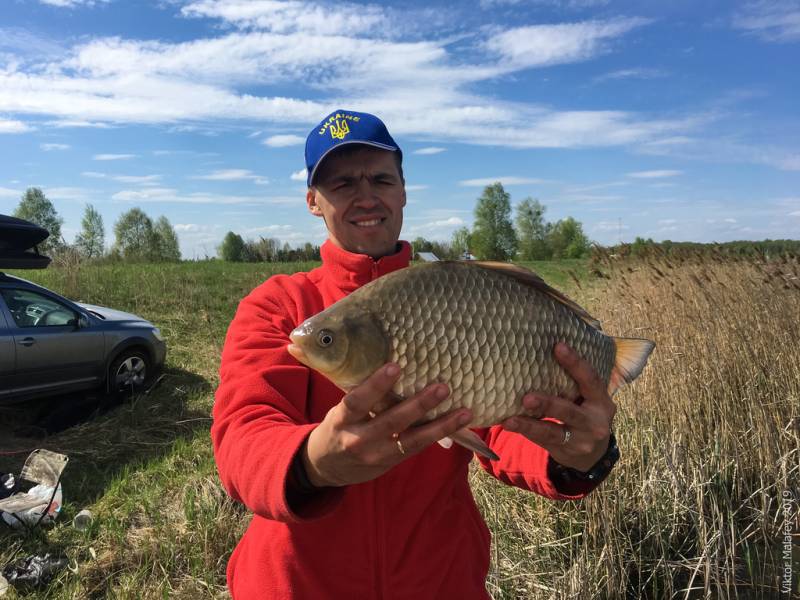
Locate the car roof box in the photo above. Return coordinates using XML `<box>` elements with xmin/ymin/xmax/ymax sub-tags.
<box><xmin>0</xmin><ymin>214</ymin><xmax>52</xmax><ymax>269</ymax></box>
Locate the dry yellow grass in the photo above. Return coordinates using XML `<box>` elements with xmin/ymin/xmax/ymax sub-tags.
<box><xmin>476</xmin><ymin>253</ymin><xmax>800</xmax><ymax>598</ymax></box>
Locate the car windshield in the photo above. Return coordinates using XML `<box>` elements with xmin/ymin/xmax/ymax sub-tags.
<box><xmin>0</xmin><ymin>288</ymin><xmax>78</xmax><ymax>327</ymax></box>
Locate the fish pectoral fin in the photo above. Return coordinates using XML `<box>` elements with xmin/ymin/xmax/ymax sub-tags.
<box><xmin>608</xmin><ymin>336</ymin><xmax>656</xmax><ymax>396</ymax></box>
<box><xmin>437</xmin><ymin>436</ymin><xmax>453</xmax><ymax>449</ymax></box>
<box><xmin>450</xmin><ymin>428</ymin><xmax>500</xmax><ymax>461</ymax></box>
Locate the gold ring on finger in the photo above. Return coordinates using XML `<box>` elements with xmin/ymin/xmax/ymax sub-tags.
<box><xmin>392</xmin><ymin>432</ymin><xmax>406</xmax><ymax>455</ymax></box>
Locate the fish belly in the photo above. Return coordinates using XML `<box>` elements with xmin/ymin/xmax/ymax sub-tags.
<box><xmin>376</xmin><ymin>264</ymin><xmax>615</xmax><ymax>427</ymax></box>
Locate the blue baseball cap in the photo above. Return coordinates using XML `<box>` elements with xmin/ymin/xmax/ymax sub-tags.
<box><xmin>305</xmin><ymin>109</ymin><xmax>401</xmax><ymax>187</ymax></box>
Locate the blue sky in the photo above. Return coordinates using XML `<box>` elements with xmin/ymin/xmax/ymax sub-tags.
<box><xmin>1</xmin><ymin>0</ymin><xmax>798</xmax><ymax>259</ymax></box>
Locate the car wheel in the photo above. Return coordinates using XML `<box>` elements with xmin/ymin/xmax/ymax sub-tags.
<box><xmin>109</xmin><ymin>349</ymin><xmax>152</xmax><ymax>394</ymax></box>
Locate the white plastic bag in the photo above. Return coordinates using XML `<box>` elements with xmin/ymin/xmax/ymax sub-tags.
<box><xmin>0</xmin><ymin>483</ymin><xmax>62</xmax><ymax>529</ymax></box>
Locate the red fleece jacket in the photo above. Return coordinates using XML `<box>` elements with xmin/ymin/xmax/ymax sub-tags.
<box><xmin>212</xmin><ymin>240</ymin><xmax>596</xmax><ymax>600</ymax></box>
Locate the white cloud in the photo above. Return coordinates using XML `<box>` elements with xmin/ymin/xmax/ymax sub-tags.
<box><xmin>174</xmin><ymin>223</ymin><xmax>207</xmax><ymax>233</ymax></box>
<box><xmin>290</xmin><ymin>168</ymin><xmax>308</xmax><ymax>181</ymax></box>
<box><xmin>93</xmin><ymin>153</ymin><xmax>136</xmax><ymax>160</ymax></box>
<box><xmin>0</xmin><ymin>119</ymin><xmax>33</xmax><ymax>133</ymax></box>
<box><xmin>45</xmin><ymin>120</ymin><xmax>112</xmax><ymax>128</ymax></box>
<box><xmin>81</xmin><ymin>171</ymin><xmax>161</xmax><ymax>185</ymax></box>
<box><xmin>594</xmin><ymin>67</ymin><xmax>666</xmax><ymax>83</ymax></box>
<box><xmin>40</xmin><ymin>143</ymin><xmax>70</xmax><ymax>151</ymax></box>
<box><xmin>485</xmin><ymin>17</ymin><xmax>651</xmax><ymax>70</ymax></box>
<box><xmin>264</xmin><ymin>134</ymin><xmax>305</xmax><ymax>147</ymax></box>
<box><xmin>789</xmin><ymin>210</ymin><xmax>800</xmax><ymax>217</ymax></box>
<box><xmin>413</xmin><ymin>147</ymin><xmax>446</xmax><ymax>155</ymax></box>
<box><xmin>773</xmin><ymin>154</ymin><xmax>800</xmax><ymax>170</ymax></box>
<box><xmin>405</xmin><ymin>215</ymin><xmax>466</xmax><ymax>237</ymax></box>
<box><xmin>658</xmin><ymin>218</ymin><xmax>677</xmax><ymax>225</ymax></box>
<box><xmin>39</xmin><ymin>0</ymin><xmax>108</xmax><ymax>6</ymax></box>
<box><xmin>594</xmin><ymin>220</ymin><xmax>629</xmax><ymax>231</ymax></box>
<box><xmin>43</xmin><ymin>186</ymin><xmax>91</xmax><ymax>201</ymax></box>
<box><xmin>481</xmin><ymin>0</ymin><xmax>610</xmax><ymax>7</ymax></box>
<box><xmin>459</xmin><ymin>176</ymin><xmax>548</xmax><ymax>186</ymax></box>
<box><xmin>191</xmin><ymin>169</ymin><xmax>269</xmax><ymax>184</ymax></box>
<box><xmin>405</xmin><ymin>184</ymin><xmax>429</xmax><ymax>191</ymax></box>
<box><xmin>182</xmin><ymin>0</ymin><xmax>388</xmax><ymax>36</ymax></box>
<box><xmin>0</xmin><ymin>7</ymin><xmax>695</xmax><ymax>154</ymax></box>
<box><xmin>0</xmin><ymin>186</ymin><xmax>21</xmax><ymax>198</ymax></box>
<box><xmin>723</xmin><ymin>217</ymin><xmax>738</xmax><ymax>223</ymax></box>
<box><xmin>112</xmin><ymin>187</ymin><xmax>296</xmax><ymax>205</ymax></box>
<box><xmin>733</xmin><ymin>1</ymin><xmax>800</xmax><ymax>43</ymax></box>
<box><xmin>627</xmin><ymin>169</ymin><xmax>682</xmax><ymax>178</ymax></box>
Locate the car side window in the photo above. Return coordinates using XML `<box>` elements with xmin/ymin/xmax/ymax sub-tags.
<box><xmin>0</xmin><ymin>288</ymin><xmax>79</xmax><ymax>328</ymax></box>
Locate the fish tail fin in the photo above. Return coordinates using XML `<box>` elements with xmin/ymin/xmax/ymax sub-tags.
<box><xmin>608</xmin><ymin>337</ymin><xmax>656</xmax><ymax>396</ymax></box>
<box><xmin>450</xmin><ymin>428</ymin><xmax>500</xmax><ymax>461</ymax></box>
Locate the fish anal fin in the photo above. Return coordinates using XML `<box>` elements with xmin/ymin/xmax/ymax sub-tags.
<box><xmin>468</xmin><ymin>261</ymin><xmax>602</xmax><ymax>330</ymax></box>
<box><xmin>608</xmin><ymin>337</ymin><xmax>656</xmax><ymax>396</ymax></box>
<box><xmin>450</xmin><ymin>428</ymin><xmax>500</xmax><ymax>461</ymax></box>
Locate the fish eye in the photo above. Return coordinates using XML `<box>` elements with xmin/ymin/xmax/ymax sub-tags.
<box><xmin>317</xmin><ymin>330</ymin><xmax>334</xmax><ymax>347</ymax></box>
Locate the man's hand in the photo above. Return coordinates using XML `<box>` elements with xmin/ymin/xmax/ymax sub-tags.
<box><xmin>502</xmin><ymin>342</ymin><xmax>616</xmax><ymax>472</ymax></box>
<box><xmin>303</xmin><ymin>363</ymin><xmax>473</xmax><ymax>487</ymax></box>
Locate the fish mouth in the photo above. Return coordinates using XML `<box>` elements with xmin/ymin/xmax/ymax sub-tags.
<box><xmin>287</xmin><ymin>342</ymin><xmax>307</xmax><ymax>364</ymax></box>
<box><xmin>287</xmin><ymin>329</ymin><xmax>309</xmax><ymax>364</ymax></box>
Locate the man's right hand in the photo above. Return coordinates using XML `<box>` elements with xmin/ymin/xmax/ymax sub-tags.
<box><xmin>302</xmin><ymin>363</ymin><xmax>473</xmax><ymax>488</ymax></box>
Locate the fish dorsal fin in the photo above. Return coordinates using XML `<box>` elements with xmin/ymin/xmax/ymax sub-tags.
<box><xmin>468</xmin><ymin>261</ymin><xmax>602</xmax><ymax>330</ymax></box>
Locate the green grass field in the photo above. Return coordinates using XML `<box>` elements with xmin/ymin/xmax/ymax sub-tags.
<box><xmin>0</xmin><ymin>256</ymin><xmax>797</xmax><ymax>599</ymax></box>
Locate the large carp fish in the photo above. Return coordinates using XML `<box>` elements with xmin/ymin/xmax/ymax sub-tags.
<box><xmin>287</xmin><ymin>261</ymin><xmax>655</xmax><ymax>460</ymax></box>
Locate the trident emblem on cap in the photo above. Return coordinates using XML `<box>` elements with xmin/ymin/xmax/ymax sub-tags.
<box><xmin>329</xmin><ymin>118</ymin><xmax>350</xmax><ymax>140</ymax></box>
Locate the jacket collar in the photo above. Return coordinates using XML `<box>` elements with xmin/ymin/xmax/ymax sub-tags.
<box><xmin>320</xmin><ymin>239</ymin><xmax>412</xmax><ymax>293</ymax></box>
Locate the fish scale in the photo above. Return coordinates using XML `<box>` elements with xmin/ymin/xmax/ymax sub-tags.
<box><xmin>364</xmin><ymin>262</ymin><xmax>616</xmax><ymax>427</ymax></box>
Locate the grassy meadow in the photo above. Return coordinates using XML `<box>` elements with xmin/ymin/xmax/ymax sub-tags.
<box><xmin>0</xmin><ymin>254</ymin><xmax>797</xmax><ymax>599</ymax></box>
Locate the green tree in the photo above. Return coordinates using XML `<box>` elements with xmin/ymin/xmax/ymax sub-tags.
<box><xmin>153</xmin><ymin>215</ymin><xmax>181</xmax><ymax>262</ymax></box>
<box><xmin>471</xmin><ymin>183</ymin><xmax>518</xmax><ymax>261</ymax></box>
<box><xmin>631</xmin><ymin>236</ymin><xmax>655</xmax><ymax>258</ymax></box>
<box><xmin>548</xmin><ymin>217</ymin><xmax>590</xmax><ymax>259</ymax></box>
<box><xmin>451</xmin><ymin>227</ymin><xmax>471</xmax><ymax>259</ymax></box>
<box><xmin>219</xmin><ymin>231</ymin><xmax>246</xmax><ymax>262</ymax></box>
<box><xmin>13</xmin><ymin>187</ymin><xmax>64</xmax><ymax>254</ymax></box>
<box><xmin>113</xmin><ymin>208</ymin><xmax>155</xmax><ymax>261</ymax></box>
<box><xmin>74</xmin><ymin>203</ymin><xmax>105</xmax><ymax>259</ymax></box>
<box><xmin>515</xmin><ymin>198</ymin><xmax>551</xmax><ymax>260</ymax></box>
<box><xmin>411</xmin><ymin>237</ymin><xmax>434</xmax><ymax>258</ymax></box>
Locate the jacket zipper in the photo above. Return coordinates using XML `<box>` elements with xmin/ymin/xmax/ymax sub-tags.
<box><xmin>371</xmin><ymin>262</ymin><xmax>379</xmax><ymax>281</ymax></box>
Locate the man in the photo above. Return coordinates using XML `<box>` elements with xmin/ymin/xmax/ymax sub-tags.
<box><xmin>213</xmin><ymin>109</ymin><xmax>619</xmax><ymax>599</ymax></box>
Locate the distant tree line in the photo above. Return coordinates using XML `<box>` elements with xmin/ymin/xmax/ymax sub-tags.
<box><xmin>615</xmin><ymin>237</ymin><xmax>800</xmax><ymax>260</ymax></box>
<box><xmin>219</xmin><ymin>232</ymin><xmax>321</xmax><ymax>262</ymax></box>
<box><xmin>412</xmin><ymin>182</ymin><xmax>591</xmax><ymax>261</ymax></box>
<box><xmin>10</xmin><ymin>186</ymin><xmax>181</xmax><ymax>263</ymax></box>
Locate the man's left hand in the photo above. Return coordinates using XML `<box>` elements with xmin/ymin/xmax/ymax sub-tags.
<box><xmin>501</xmin><ymin>342</ymin><xmax>616</xmax><ymax>472</ymax></box>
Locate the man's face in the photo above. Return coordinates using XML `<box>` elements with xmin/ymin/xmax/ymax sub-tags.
<box><xmin>307</xmin><ymin>146</ymin><xmax>406</xmax><ymax>259</ymax></box>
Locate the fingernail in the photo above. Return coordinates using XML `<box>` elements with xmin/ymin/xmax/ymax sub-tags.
<box><xmin>457</xmin><ymin>411</ymin><xmax>472</xmax><ymax>426</ymax></box>
<box><xmin>523</xmin><ymin>395</ymin><xmax>540</xmax><ymax>411</ymax></box>
<box><xmin>385</xmin><ymin>364</ymin><xmax>399</xmax><ymax>377</ymax></box>
<box><xmin>504</xmin><ymin>418</ymin><xmax>518</xmax><ymax>431</ymax></box>
<box><xmin>555</xmin><ymin>343</ymin><xmax>570</xmax><ymax>358</ymax></box>
<box><xmin>435</xmin><ymin>385</ymin><xmax>449</xmax><ymax>400</ymax></box>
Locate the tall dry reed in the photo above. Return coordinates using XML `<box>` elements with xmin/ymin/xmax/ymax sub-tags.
<box><xmin>475</xmin><ymin>255</ymin><xmax>800</xmax><ymax>599</ymax></box>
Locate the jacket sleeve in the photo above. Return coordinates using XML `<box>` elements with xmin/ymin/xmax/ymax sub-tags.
<box><xmin>475</xmin><ymin>426</ymin><xmax>602</xmax><ymax>501</ymax></box>
<box><xmin>211</xmin><ymin>276</ymin><xmax>344</xmax><ymax>523</ymax></box>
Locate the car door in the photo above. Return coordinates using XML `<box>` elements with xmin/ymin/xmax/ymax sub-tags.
<box><xmin>0</xmin><ymin>299</ymin><xmax>15</xmax><ymax>396</ymax></box>
<box><xmin>0</xmin><ymin>287</ymin><xmax>105</xmax><ymax>397</ymax></box>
